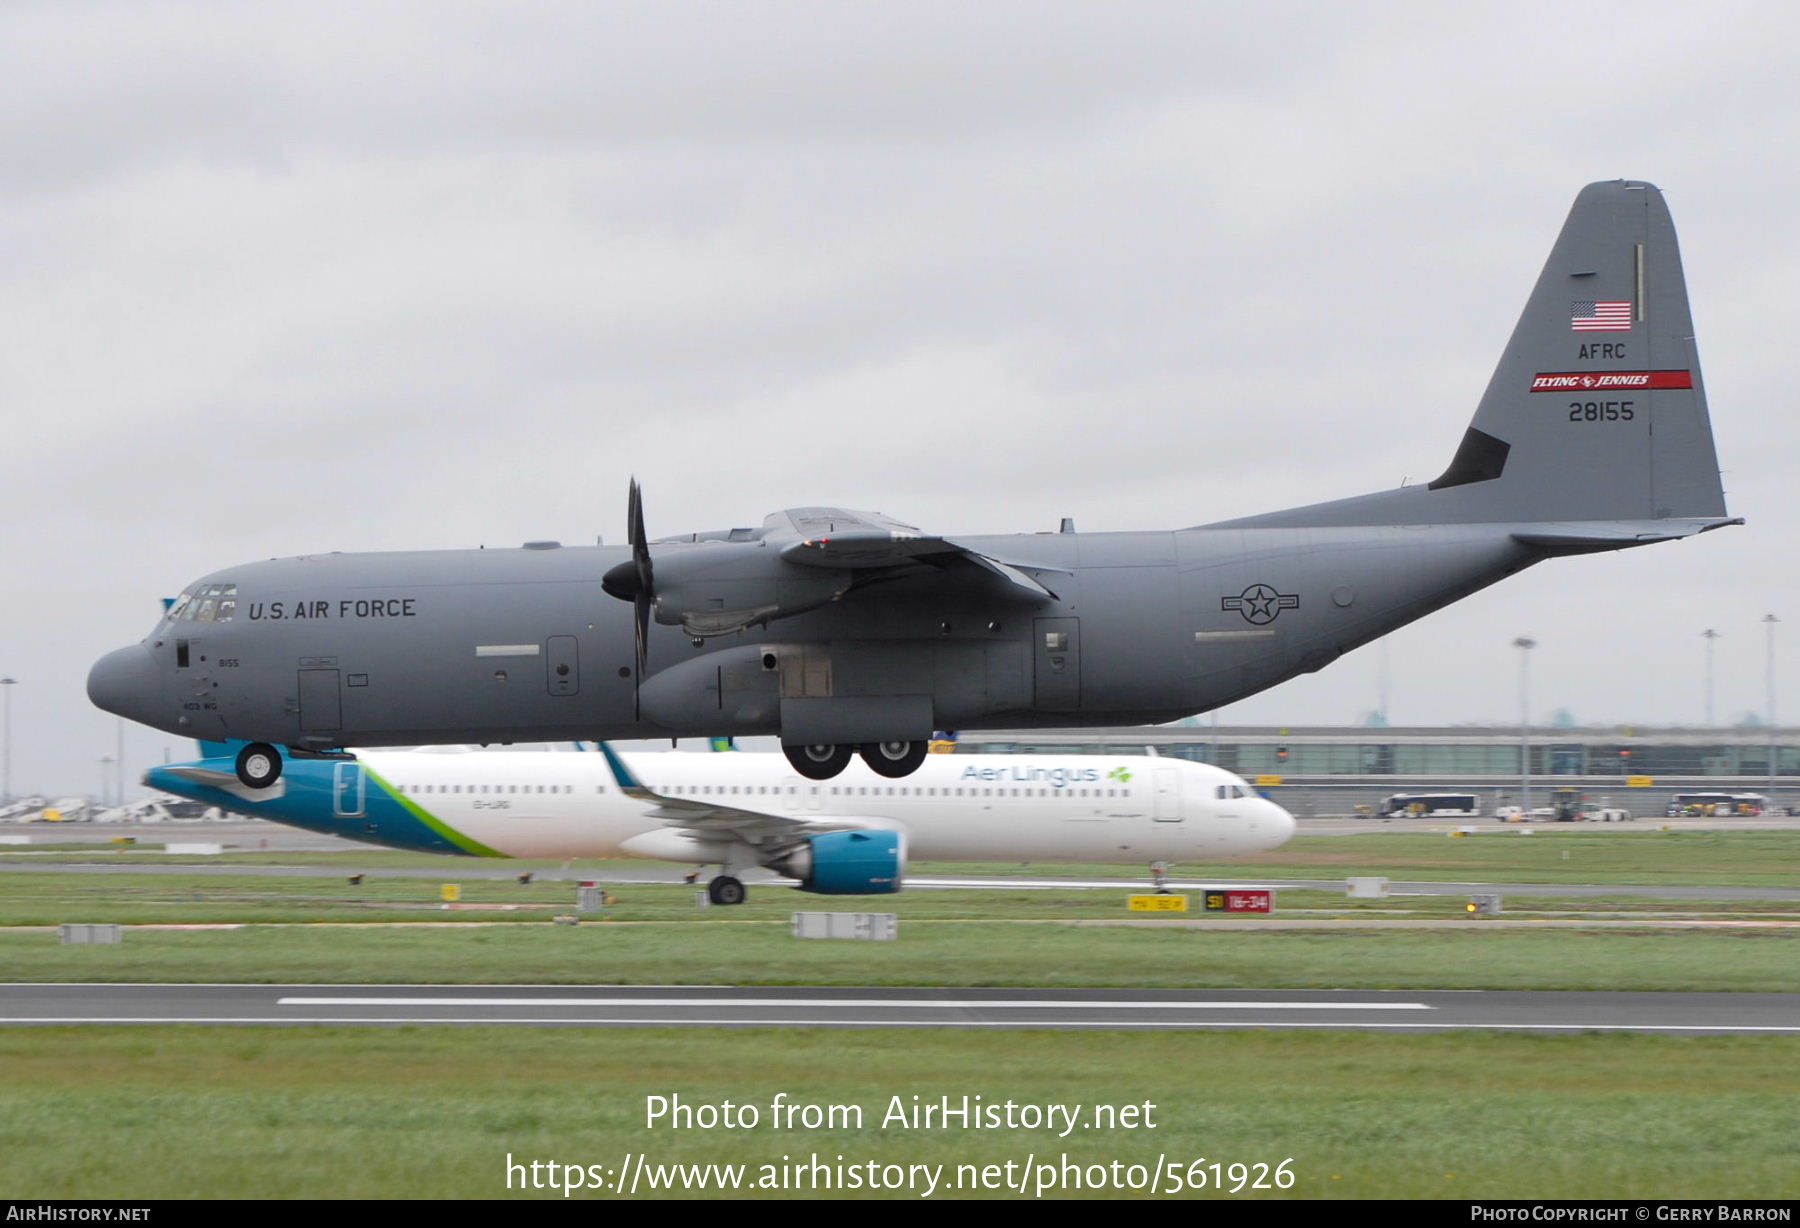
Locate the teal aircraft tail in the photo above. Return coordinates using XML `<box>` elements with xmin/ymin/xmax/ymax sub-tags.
<box><xmin>1210</xmin><ymin>181</ymin><xmax>1737</xmax><ymax>539</ymax></box>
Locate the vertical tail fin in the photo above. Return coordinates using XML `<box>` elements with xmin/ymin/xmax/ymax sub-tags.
<box><xmin>1211</xmin><ymin>181</ymin><xmax>1733</xmax><ymax>531</ymax></box>
<box><xmin>1441</xmin><ymin>179</ymin><xmax>1725</xmax><ymax>521</ymax></box>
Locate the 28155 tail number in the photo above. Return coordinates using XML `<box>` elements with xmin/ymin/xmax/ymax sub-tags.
<box><xmin>1569</xmin><ymin>400</ymin><xmax>1635</xmax><ymax>422</ymax></box>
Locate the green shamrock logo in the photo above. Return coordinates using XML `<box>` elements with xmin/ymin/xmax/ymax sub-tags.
<box><xmin>1107</xmin><ymin>766</ymin><xmax>1132</xmax><ymax>784</ymax></box>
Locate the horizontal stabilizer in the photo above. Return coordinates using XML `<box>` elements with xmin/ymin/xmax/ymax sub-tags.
<box><xmin>1512</xmin><ymin>516</ymin><xmax>1742</xmax><ymax>553</ymax></box>
<box><xmin>162</xmin><ymin>765</ymin><xmax>239</xmax><ymax>787</ymax></box>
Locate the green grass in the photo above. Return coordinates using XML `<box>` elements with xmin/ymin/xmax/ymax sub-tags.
<box><xmin>1</xmin><ymin>864</ymin><xmax>1795</xmax><ymax>928</ymax></box>
<box><xmin>3</xmin><ymin>922</ymin><xmax>1794</xmax><ymax>991</ymax></box>
<box><xmin>1</xmin><ymin>1027</ymin><xmax>1793</xmax><ymax>1199</ymax></box>
<box><xmin>933</xmin><ymin>829</ymin><xmax>1800</xmax><ymax>888</ymax></box>
<box><xmin>7</xmin><ymin>827</ymin><xmax>1795</xmax><ymax>887</ymax></box>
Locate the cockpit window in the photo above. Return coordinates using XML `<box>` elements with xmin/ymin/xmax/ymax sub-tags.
<box><xmin>173</xmin><ymin>583</ymin><xmax>237</xmax><ymax>622</ymax></box>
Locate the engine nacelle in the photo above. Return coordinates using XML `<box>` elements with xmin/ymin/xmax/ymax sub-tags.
<box><xmin>648</xmin><ymin>545</ymin><xmax>850</xmax><ymax>637</ymax></box>
<box><xmin>769</xmin><ymin>829</ymin><xmax>904</xmax><ymax>895</ymax></box>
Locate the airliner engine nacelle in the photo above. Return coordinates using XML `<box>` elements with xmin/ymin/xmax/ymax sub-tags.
<box><xmin>770</xmin><ymin>829</ymin><xmax>904</xmax><ymax>895</ymax></box>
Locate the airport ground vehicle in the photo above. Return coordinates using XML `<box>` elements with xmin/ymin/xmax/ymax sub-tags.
<box><xmin>1665</xmin><ymin>791</ymin><xmax>1766</xmax><ymax>817</ymax></box>
<box><xmin>1379</xmin><ymin>792</ymin><xmax>1479</xmax><ymax>818</ymax></box>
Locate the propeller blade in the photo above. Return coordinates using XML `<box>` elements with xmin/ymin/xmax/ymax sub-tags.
<box><xmin>627</xmin><ymin>479</ymin><xmax>651</xmax><ymax>716</ymax></box>
<box><xmin>629</xmin><ymin>477</ymin><xmax>652</xmax><ymax>592</ymax></box>
<box><xmin>634</xmin><ymin>591</ymin><xmax>650</xmax><ymax>701</ymax></box>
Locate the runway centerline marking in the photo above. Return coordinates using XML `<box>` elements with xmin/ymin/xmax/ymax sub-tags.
<box><xmin>276</xmin><ymin>996</ymin><xmax>1432</xmax><ymax>1010</ymax></box>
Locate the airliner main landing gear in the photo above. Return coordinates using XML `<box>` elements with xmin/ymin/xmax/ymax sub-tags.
<box><xmin>234</xmin><ymin>742</ymin><xmax>282</xmax><ymax>788</ymax></box>
<box><xmin>707</xmin><ymin>876</ymin><xmax>747</xmax><ymax>906</ymax></box>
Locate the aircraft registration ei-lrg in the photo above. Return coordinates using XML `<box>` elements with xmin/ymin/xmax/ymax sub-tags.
<box><xmin>89</xmin><ymin>180</ymin><xmax>1738</xmax><ymax>789</ymax></box>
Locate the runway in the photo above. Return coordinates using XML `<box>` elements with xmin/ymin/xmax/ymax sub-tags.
<box><xmin>4</xmin><ymin>984</ymin><xmax>1796</xmax><ymax>1033</ymax></box>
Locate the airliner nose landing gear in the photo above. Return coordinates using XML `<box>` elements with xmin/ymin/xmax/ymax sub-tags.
<box><xmin>234</xmin><ymin>742</ymin><xmax>282</xmax><ymax>788</ymax></box>
<box><xmin>707</xmin><ymin>876</ymin><xmax>747</xmax><ymax>906</ymax></box>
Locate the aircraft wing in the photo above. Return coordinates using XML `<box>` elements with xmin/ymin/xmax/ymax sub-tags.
<box><xmin>763</xmin><ymin>506</ymin><xmax>1062</xmax><ymax>601</ymax></box>
<box><xmin>597</xmin><ymin>744</ymin><xmax>886</xmax><ymax>845</ymax></box>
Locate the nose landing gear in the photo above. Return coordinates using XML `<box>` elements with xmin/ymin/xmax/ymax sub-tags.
<box><xmin>706</xmin><ymin>875</ymin><xmax>747</xmax><ymax>906</ymax></box>
<box><xmin>234</xmin><ymin>742</ymin><xmax>283</xmax><ymax>788</ymax></box>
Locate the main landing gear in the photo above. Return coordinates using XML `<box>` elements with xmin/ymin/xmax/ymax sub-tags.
<box><xmin>234</xmin><ymin>742</ymin><xmax>283</xmax><ymax>788</ymax></box>
<box><xmin>781</xmin><ymin>740</ymin><xmax>931</xmax><ymax>781</ymax></box>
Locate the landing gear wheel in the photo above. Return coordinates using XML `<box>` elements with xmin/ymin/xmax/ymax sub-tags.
<box><xmin>859</xmin><ymin>740</ymin><xmax>929</xmax><ymax>779</ymax></box>
<box><xmin>235</xmin><ymin>742</ymin><xmax>282</xmax><ymax>788</ymax></box>
<box><xmin>783</xmin><ymin>743</ymin><xmax>853</xmax><ymax>780</ymax></box>
<box><xmin>707</xmin><ymin>876</ymin><xmax>747</xmax><ymax>906</ymax></box>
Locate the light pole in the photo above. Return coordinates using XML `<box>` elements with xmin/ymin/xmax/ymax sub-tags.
<box><xmin>0</xmin><ymin>677</ymin><xmax>15</xmax><ymax>806</ymax></box>
<box><xmin>1765</xmin><ymin>615</ymin><xmax>1781</xmax><ymax>807</ymax></box>
<box><xmin>1701</xmin><ymin>628</ymin><xmax>1721</xmax><ymax>726</ymax></box>
<box><xmin>98</xmin><ymin>755</ymin><xmax>114</xmax><ymax>807</ymax></box>
<box><xmin>1377</xmin><ymin>638</ymin><xmax>1390</xmax><ymax>726</ymax></box>
<box><xmin>1514</xmin><ymin>637</ymin><xmax>1536</xmax><ymax>815</ymax></box>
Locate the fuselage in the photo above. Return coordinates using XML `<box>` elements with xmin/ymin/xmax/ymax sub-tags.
<box><xmin>93</xmin><ymin>524</ymin><xmax>1539</xmax><ymax>752</ymax></box>
<box><xmin>145</xmin><ymin>749</ymin><xmax>1297</xmax><ymax>864</ymax></box>
<box><xmin>87</xmin><ymin>180</ymin><xmax>1735</xmax><ymax>766</ymax></box>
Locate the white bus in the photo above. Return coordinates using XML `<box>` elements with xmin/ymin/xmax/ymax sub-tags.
<box><xmin>1379</xmin><ymin>792</ymin><xmax>1480</xmax><ymax>818</ymax></box>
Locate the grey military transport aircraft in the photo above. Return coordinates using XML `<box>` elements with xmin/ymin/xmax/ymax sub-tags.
<box><xmin>90</xmin><ymin>181</ymin><xmax>1737</xmax><ymax>788</ymax></box>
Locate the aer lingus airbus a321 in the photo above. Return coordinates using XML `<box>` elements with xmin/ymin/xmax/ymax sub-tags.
<box><xmin>147</xmin><ymin>743</ymin><xmax>1294</xmax><ymax>903</ymax></box>
<box><xmin>91</xmin><ymin>181</ymin><xmax>1736</xmax><ymax>788</ymax></box>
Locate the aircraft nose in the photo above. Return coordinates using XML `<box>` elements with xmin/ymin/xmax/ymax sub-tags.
<box><xmin>1260</xmin><ymin>799</ymin><xmax>1298</xmax><ymax>847</ymax></box>
<box><xmin>87</xmin><ymin>645</ymin><xmax>161</xmax><ymax>725</ymax></box>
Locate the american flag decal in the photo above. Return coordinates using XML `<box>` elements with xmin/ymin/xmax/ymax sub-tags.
<box><xmin>1571</xmin><ymin>300</ymin><xmax>1632</xmax><ymax>331</ymax></box>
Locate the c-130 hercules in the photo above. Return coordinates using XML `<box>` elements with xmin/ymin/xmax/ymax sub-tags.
<box><xmin>91</xmin><ymin>181</ymin><xmax>1737</xmax><ymax>788</ymax></box>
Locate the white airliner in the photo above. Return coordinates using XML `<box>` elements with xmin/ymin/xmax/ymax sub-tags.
<box><xmin>147</xmin><ymin>743</ymin><xmax>1296</xmax><ymax>904</ymax></box>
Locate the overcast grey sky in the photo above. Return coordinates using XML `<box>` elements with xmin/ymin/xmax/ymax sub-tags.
<box><xmin>2</xmin><ymin>1</ymin><xmax>1795</xmax><ymax>797</ymax></box>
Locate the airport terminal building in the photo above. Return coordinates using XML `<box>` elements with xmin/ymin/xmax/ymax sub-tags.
<box><xmin>948</xmin><ymin>724</ymin><xmax>1798</xmax><ymax>818</ymax></box>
